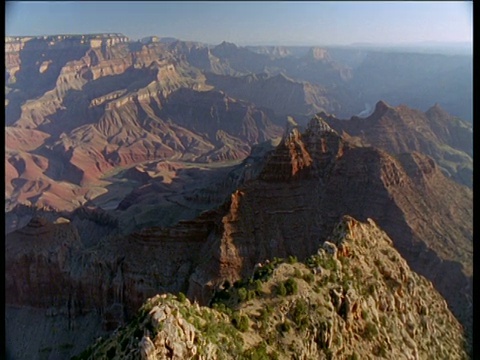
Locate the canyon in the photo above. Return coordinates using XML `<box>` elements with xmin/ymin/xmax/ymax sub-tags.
<box><xmin>5</xmin><ymin>33</ymin><xmax>473</xmax><ymax>359</ymax></box>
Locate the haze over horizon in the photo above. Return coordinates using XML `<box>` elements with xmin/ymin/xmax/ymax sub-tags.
<box><xmin>6</xmin><ymin>1</ymin><xmax>473</xmax><ymax>47</ymax></box>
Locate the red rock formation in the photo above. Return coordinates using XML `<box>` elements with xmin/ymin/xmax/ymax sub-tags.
<box><xmin>5</xmin><ymin>35</ymin><xmax>283</xmax><ymax>209</ymax></box>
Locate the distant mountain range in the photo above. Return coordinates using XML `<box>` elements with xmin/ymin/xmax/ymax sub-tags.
<box><xmin>5</xmin><ymin>33</ymin><xmax>472</xmax><ymax>211</ymax></box>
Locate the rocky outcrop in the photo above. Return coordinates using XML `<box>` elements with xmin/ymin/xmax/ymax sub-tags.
<box><xmin>258</xmin><ymin>122</ymin><xmax>312</xmax><ymax>181</ymax></box>
<box><xmin>139</xmin><ymin>300</ymin><xmax>199</xmax><ymax>360</ymax></box>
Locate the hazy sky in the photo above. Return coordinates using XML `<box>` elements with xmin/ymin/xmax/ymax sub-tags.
<box><xmin>5</xmin><ymin>1</ymin><xmax>473</xmax><ymax>46</ymax></box>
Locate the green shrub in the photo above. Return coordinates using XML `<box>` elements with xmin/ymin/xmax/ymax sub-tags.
<box><xmin>287</xmin><ymin>255</ymin><xmax>298</xmax><ymax>264</ymax></box>
<box><xmin>291</xmin><ymin>299</ymin><xmax>309</xmax><ymax>330</ymax></box>
<box><xmin>303</xmin><ymin>272</ymin><xmax>314</xmax><ymax>284</ymax></box>
<box><xmin>258</xmin><ymin>308</ymin><xmax>270</xmax><ymax>323</ymax></box>
<box><xmin>212</xmin><ymin>302</ymin><xmax>233</xmax><ymax>316</ymax></box>
<box><xmin>277</xmin><ymin>321</ymin><xmax>291</xmax><ymax>333</ymax></box>
<box><xmin>234</xmin><ymin>280</ymin><xmax>245</xmax><ymax>288</ymax></box>
<box><xmin>273</xmin><ymin>257</ymin><xmax>284</xmax><ymax>264</ymax></box>
<box><xmin>380</xmin><ymin>314</ymin><xmax>388</xmax><ymax>327</ymax></box>
<box><xmin>306</xmin><ymin>254</ymin><xmax>322</xmax><ymax>269</ymax></box>
<box><xmin>348</xmin><ymin>352</ymin><xmax>360</xmax><ymax>360</ymax></box>
<box><xmin>325</xmin><ymin>257</ymin><xmax>338</xmax><ymax>271</ymax></box>
<box><xmin>363</xmin><ymin>321</ymin><xmax>378</xmax><ymax>340</ymax></box>
<box><xmin>284</xmin><ymin>278</ymin><xmax>298</xmax><ymax>295</ymax></box>
<box><xmin>269</xmin><ymin>350</ymin><xmax>280</xmax><ymax>360</ymax></box>
<box><xmin>177</xmin><ymin>292</ymin><xmax>186</xmax><ymax>303</ymax></box>
<box><xmin>243</xmin><ymin>342</ymin><xmax>269</xmax><ymax>360</ymax></box>
<box><xmin>361</xmin><ymin>309</ymin><xmax>369</xmax><ymax>320</ymax></box>
<box><xmin>235</xmin><ymin>315</ymin><xmax>250</xmax><ymax>332</ymax></box>
<box><xmin>253</xmin><ymin>279</ymin><xmax>263</xmax><ymax>294</ymax></box>
<box><xmin>374</xmin><ymin>343</ymin><xmax>388</xmax><ymax>357</ymax></box>
<box><xmin>367</xmin><ymin>283</ymin><xmax>376</xmax><ymax>295</ymax></box>
<box><xmin>352</xmin><ymin>266</ymin><xmax>362</xmax><ymax>278</ymax></box>
<box><xmin>238</xmin><ymin>288</ymin><xmax>248</xmax><ymax>302</ymax></box>
<box><xmin>325</xmin><ymin>349</ymin><xmax>334</xmax><ymax>360</ymax></box>
<box><xmin>277</xmin><ymin>282</ymin><xmax>287</xmax><ymax>296</ymax></box>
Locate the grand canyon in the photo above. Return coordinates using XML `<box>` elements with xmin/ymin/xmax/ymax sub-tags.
<box><xmin>5</xmin><ymin>33</ymin><xmax>472</xmax><ymax>359</ymax></box>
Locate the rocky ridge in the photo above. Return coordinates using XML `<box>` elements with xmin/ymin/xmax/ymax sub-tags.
<box><xmin>205</xmin><ymin>72</ymin><xmax>338</xmax><ymax>118</ymax></box>
<box><xmin>72</xmin><ymin>216</ymin><xmax>469</xmax><ymax>359</ymax></box>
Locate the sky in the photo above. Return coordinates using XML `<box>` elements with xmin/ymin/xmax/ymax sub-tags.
<box><xmin>5</xmin><ymin>1</ymin><xmax>473</xmax><ymax>46</ymax></box>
